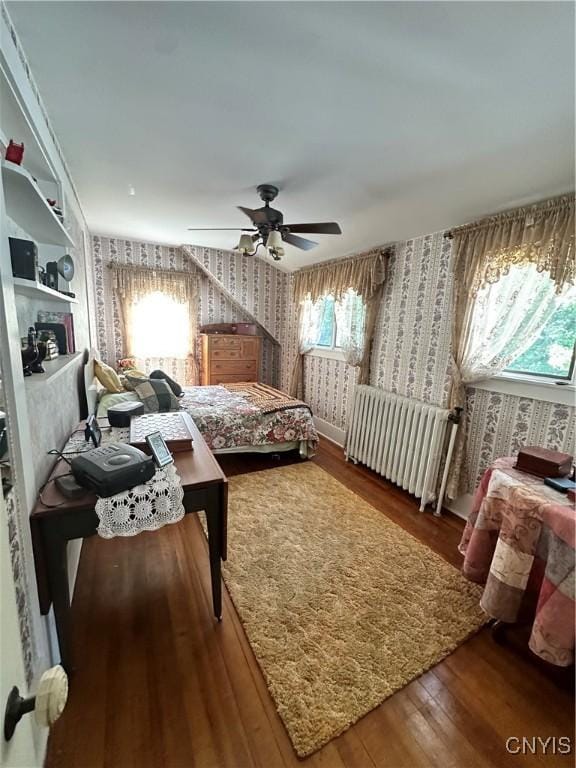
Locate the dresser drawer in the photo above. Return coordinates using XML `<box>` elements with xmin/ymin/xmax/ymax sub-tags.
<box><xmin>209</xmin><ymin>336</ymin><xmax>242</xmax><ymax>350</ymax></box>
<box><xmin>212</xmin><ymin>360</ymin><xmax>258</xmax><ymax>374</ymax></box>
<box><xmin>210</xmin><ymin>349</ymin><xmax>243</xmax><ymax>361</ymax></box>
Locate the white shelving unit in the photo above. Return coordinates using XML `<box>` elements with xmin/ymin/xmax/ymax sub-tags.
<box><xmin>13</xmin><ymin>277</ymin><xmax>78</xmax><ymax>304</ymax></box>
<box><xmin>1</xmin><ymin>161</ymin><xmax>74</xmax><ymax>247</ymax></box>
<box><xmin>23</xmin><ymin>352</ymin><xmax>82</xmax><ymax>389</ymax></box>
<box><xmin>0</xmin><ymin>69</ymin><xmax>57</xmax><ymax>183</ymax></box>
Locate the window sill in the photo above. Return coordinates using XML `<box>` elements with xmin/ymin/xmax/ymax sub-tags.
<box><xmin>306</xmin><ymin>347</ymin><xmax>347</xmax><ymax>362</ymax></box>
<box><xmin>471</xmin><ymin>372</ymin><xmax>575</xmax><ymax>406</ymax></box>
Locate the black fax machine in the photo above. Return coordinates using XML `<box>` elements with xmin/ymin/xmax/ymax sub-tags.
<box><xmin>71</xmin><ymin>443</ymin><xmax>155</xmax><ymax>497</ymax></box>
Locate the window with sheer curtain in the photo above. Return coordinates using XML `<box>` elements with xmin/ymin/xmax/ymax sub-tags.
<box><xmin>465</xmin><ymin>264</ymin><xmax>576</xmax><ymax>384</ymax></box>
<box><xmin>302</xmin><ymin>289</ymin><xmax>367</xmax><ymax>362</ymax></box>
<box><xmin>130</xmin><ymin>291</ymin><xmax>190</xmax><ymax>359</ymax></box>
<box><xmin>111</xmin><ymin>264</ymin><xmax>198</xmax><ymax>385</ymax></box>
<box><xmin>504</xmin><ymin>273</ymin><xmax>576</xmax><ymax>380</ymax></box>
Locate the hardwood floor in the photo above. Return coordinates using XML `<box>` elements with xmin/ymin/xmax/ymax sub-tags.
<box><xmin>46</xmin><ymin>439</ymin><xmax>575</xmax><ymax>768</ymax></box>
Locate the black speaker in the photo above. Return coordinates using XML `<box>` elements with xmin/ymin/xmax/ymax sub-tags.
<box><xmin>9</xmin><ymin>238</ymin><xmax>38</xmax><ymax>280</ymax></box>
<box><xmin>45</xmin><ymin>261</ymin><xmax>59</xmax><ymax>290</ymax></box>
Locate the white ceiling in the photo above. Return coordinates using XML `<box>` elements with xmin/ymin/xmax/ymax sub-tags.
<box><xmin>7</xmin><ymin>1</ymin><xmax>575</xmax><ymax>270</ymax></box>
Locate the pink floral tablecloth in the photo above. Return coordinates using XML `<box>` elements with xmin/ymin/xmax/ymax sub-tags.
<box><xmin>179</xmin><ymin>386</ymin><xmax>319</xmax><ymax>453</ymax></box>
<box><xmin>459</xmin><ymin>457</ymin><xmax>575</xmax><ymax>667</ymax></box>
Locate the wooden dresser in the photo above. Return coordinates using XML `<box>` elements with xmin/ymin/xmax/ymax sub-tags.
<box><xmin>200</xmin><ymin>333</ymin><xmax>261</xmax><ymax>385</ymax></box>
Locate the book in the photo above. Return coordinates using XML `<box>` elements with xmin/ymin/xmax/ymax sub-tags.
<box><xmin>543</xmin><ymin>476</ymin><xmax>576</xmax><ymax>494</ymax></box>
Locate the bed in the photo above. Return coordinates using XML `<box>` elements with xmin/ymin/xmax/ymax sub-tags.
<box><xmin>84</xmin><ymin>353</ymin><xmax>318</xmax><ymax>458</ymax></box>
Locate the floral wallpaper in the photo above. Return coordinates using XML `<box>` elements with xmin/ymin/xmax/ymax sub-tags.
<box><xmin>304</xmin><ymin>356</ymin><xmax>359</xmax><ymax>430</ymax></box>
<box><xmin>371</xmin><ymin>233</ymin><xmax>452</xmax><ymax>406</ymax></box>
<box><xmin>5</xmin><ymin>488</ymin><xmax>34</xmax><ymax>687</ymax></box>
<box><xmin>301</xmin><ymin>230</ymin><xmax>575</xmax><ymax>495</ymax></box>
<box><xmin>464</xmin><ymin>388</ymin><xmax>575</xmax><ymax>491</ymax></box>
<box><xmin>92</xmin><ymin>236</ymin><xmax>295</xmax><ymax>389</ymax></box>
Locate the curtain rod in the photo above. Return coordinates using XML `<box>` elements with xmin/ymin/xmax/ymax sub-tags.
<box><xmin>106</xmin><ymin>262</ymin><xmax>196</xmax><ymax>278</ymax></box>
<box><xmin>294</xmin><ymin>243</ymin><xmax>394</xmax><ymax>274</ymax></box>
<box><xmin>444</xmin><ymin>192</ymin><xmax>574</xmax><ymax>240</ymax></box>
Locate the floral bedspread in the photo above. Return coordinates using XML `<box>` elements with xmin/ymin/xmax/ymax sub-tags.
<box><xmin>179</xmin><ymin>385</ymin><xmax>319</xmax><ymax>452</ymax></box>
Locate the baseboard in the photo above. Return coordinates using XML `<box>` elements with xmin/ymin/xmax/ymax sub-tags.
<box><xmin>444</xmin><ymin>492</ymin><xmax>474</xmax><ymax>521</ymax></box>
<box><xmin>313</xmin><ymin>417</ymin><xmax>345</xmax><ymax>447</ymax></box>
<box><xmin>313</xmin><ymin>417</ymin><xmax>474</xmax><ymax>522</ymax></box>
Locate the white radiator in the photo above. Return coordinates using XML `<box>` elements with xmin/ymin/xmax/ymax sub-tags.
<box><xmin>345</xmin><ymin>385</ymin><xmax>459</xmax><ymax>515</ymax></box>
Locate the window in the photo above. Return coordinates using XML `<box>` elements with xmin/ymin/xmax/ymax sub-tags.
<box><xmin>464</xmin><ymin>262</ymin><xmax>576</xmax><ymax>401</ymax></box>
<box><xmin>315</xmin><ymin>296</ymin><xmax>337</xmax><ymax>348</ymax></box>
<box><xmin>130</xmin><ymin>291</ymin><xmax>190</xmax><ymax>358</ymax></box>
<box><xmin>505</xmin><ymin>287</ymin><xmax>576</xmax><ymax>380</ymax></box>
<box><xmin>303</xmin><ymin>290</ymin><xmax>366</xmax><ymax>351</ymax></box>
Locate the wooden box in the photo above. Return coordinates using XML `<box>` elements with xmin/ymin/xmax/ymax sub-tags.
<box><xmin>235</xmin><ymin>323</ymin><xmax>258</xmax><ymax>335</ymax></box>
<box><xmin>515</xmin><ymin>446</ymin><xmax>572</xmax><ymax>478</ymax></box>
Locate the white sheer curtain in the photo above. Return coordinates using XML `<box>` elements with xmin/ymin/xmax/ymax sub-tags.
<box><xmin>461</xmin><ymin>264</ymin><xmax>561</xmax><ymax>384</ymax></box>
<box><xmin>290</xmin><ymin>299</ymin><xmax>322</xmax><ymax>397</ymax></box>
<box><xmin>290</xmin><ymin>249</ymin><xmax>388</xmax><ymax>396</ymax></box>
<box><xmin>298</xmin><ymin>290</ymin><xmax>366</xmax><ymax>359</ymax></box>
<box><xmin>334</xmin><ymin>290</ymin><xmax>367</xmax><ymax>366</ymax></box>
<box><xmin>447</xmin><ymin>264</ymin><xmax>566</xmax><ymax>498</ymax></box>
<box><xmin>300</xmin><ymin>297</ymin><xmax>323</xmax><ymax>349</ymax></box>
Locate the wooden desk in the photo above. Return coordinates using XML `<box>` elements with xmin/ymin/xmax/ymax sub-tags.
<box><xmin>30</xmin><ymin>418</ymin><xmax>227</xmax><ymax>674</ymax></box>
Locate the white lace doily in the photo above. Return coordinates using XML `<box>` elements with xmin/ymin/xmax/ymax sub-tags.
<box><xmin>95</xmin><ymin>462</ymin><xmax>185</xmax><ymax>539</ymax></box>
<box><xmin>62</xmin><ymin>428</ymin><xmax>185</xmax><ymax>539</ymax></box>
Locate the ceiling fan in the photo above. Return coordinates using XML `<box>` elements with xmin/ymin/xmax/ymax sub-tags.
<box><xmin>187</xmin><ymin>184</ymin><xmax>342</xmax><ymax>261</ymax></box>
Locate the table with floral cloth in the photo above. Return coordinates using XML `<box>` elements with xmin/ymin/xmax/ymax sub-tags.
<box><xmin>459</xmin><ymin>457</ymin><xmax>575</xmax><ymax>667</ymax></box>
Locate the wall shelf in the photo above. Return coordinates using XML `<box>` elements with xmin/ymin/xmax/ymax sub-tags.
<box><xmin>0</xmin><ymin>68</ymin><xmax>58</xmax><ymax>183</ymax></box>
<box><xmin>13</xmin><ymin>277</ymin><xmax>78</xmax><ymax>304</ymax></box>
<box><xmin>23</xmin><ymin>352</ymin><xmax>82</xmax><ymax>389</ymax></box>
<box><xmin>1</xmin><ymin>161</ymin><xmax>74</xmax><ymax>247</ymax></box>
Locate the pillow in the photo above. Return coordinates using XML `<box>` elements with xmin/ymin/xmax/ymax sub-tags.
<box><xmin>149</xmin><ymin>369</ymin><xmax>183</xmax><ymax>397</ymax></box>
<box><xmin>121</xmin><ymin>369</ymin><xmax>147</xmax><ymax>391</ymax></box>
<box><xmin>94</xmin><ymin>359</ymin><xmax>124</xmax><ymax>394</ymax></box>
<box><xmin>130</xmin><ymin>377</ymin><xmax>181</xmax><ymax>413</ymax></box>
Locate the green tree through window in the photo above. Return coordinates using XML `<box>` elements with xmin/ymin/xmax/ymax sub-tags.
<box><xmin>507</xmin><ymin>290</ymin><xmax>576</xmax><ymax>378</ymax></box>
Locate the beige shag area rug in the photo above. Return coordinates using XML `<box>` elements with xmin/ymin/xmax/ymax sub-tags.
<box><xmin>218</xmin><ymin>462</ymin><xmax>486</xmax><ymax>757</ymax></box>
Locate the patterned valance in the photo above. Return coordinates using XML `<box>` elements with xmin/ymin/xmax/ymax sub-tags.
<box><xmin>449</xmin><ymin>193</ymin><xmax>575</xmax><ymax>296</ymax></box>
<box><xmin>109</xmin><ymin>263</ymin><xmax>198</xmax><ymax>304</ymax></box>
<box><xmin>292</xmin><ymin>248</ymin><xmax>390</xmax><ymax>304</ymax></box>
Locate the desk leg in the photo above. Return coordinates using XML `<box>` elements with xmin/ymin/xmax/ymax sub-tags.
<box><xmin>204</xmin><ymin>501</ymin><xmax>223</xmax><ymax>621</ymax></box>
<box><xmin>44</xmin><ymin>528</ymin><xmax>73</xmax><ymax>674</ymax></box>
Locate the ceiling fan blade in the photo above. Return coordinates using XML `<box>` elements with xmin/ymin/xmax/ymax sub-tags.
<box><xmin>282</xmin><ymin>233</ymin><xmax>318</xmax><ymax>251</ymax></box>
<box><xmin>237</xmin><ymin>206</ymin><xmax>269</xmax><ymax>225</ymax></box>
<box><xmin>187</xmin><ymin>227</ymin><xmax>257</xmax><ymax>231</ymax></box>
<box><xmin>284</xmin><ymin>222</ymin><xmax>342</xmax><ymax>235</ymax></box>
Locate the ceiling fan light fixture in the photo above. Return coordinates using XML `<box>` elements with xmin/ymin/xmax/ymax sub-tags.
<box><xmin>266</xmin><ymin>229</ymin><xmax>282</xmax><ymax>249</ymax></box>
<box><xmin>238</xmin><ymin>233</ymin><xmax>257</xmax><ymax>255</ymax></box>
<box><xmin>269</xmin><ymin>246</ymin><xmax>284</xmax><ymax>261</ymax></box>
